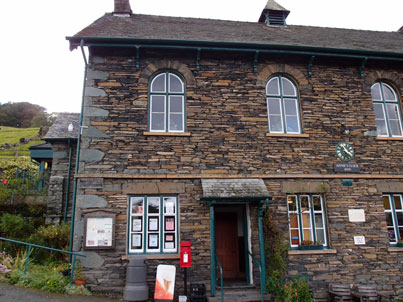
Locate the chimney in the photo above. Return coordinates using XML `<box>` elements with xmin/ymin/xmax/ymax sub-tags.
<box><xmin>258</xmin><ymin>0</ymin><xmax>290</xmax><ymax>26</ymax></box>
<box><xmin>114</xmin><ymin>0</ymin><xmax>132</xmax><ymax>16</ymax></box>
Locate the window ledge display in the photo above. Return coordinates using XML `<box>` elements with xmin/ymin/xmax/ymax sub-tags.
<box><xmin>288</xmin><ymin>249</ymin><xmax>337</xmax><ymax>255</ymax></box>
<box><xmin>297</xmin><ymin>245</ymin><xmax>324</xmax><ymax>251</ymax></box>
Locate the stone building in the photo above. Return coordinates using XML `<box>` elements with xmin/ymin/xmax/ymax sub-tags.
<box><xmin>65</xmin><ymin>0</ymin><xmax>403</xmax><ymax>300</ymax></box>
<box><xmin>44</xmin><ymin>112</ymin><xmax>80</xmax><ymax>224</ymax></box>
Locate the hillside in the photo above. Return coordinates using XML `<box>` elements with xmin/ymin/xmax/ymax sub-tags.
<box><xmin>0</xmin><ymin>126</ymin><xmax>42</xmax><ymax>159</ymax></box>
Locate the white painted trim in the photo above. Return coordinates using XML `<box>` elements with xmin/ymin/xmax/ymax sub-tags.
<box><xmin>246</xmin><ymin>204</ymin><xmax>253</xmax><ymax>285</ymax></box>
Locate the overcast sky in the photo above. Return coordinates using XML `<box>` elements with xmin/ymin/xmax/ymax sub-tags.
<box><xmin>0</xmin><ymin>0</ymin><xmax>402</xmax><ymax>114</ymax></box>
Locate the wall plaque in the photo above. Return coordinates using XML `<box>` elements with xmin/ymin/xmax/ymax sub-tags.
<box><xmin>348</xmin><ymin>209</ymin><xmax>365</xmax><ymax>222</ymax></box>
<box><xmin>334</xmin><ymin>163</ymin><xmax>360</xmax><ymax>173</ymax></box>
<box><xmin>84</xmin><ymin>211</ymin><xmax>116</xmax><ymax>250</ymax></box>
<box><xmin>354</xmin><ymin>236</ymin><xmax>366</xmax><ymax>245</ymax></box>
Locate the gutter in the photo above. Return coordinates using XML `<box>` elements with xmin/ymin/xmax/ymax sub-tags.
<box><xmin>66</xmin><ymin>36</ymin><xmax>403</xmax><ymax>61</ymax></box>
<box><xmin>68</xmin><ymin>40</ymin><xmax>87</xmax><ymax>263</ymax></box>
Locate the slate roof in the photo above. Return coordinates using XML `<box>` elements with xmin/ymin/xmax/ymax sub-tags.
<box><xmin>45</xmin><ymin>113</ymin><xmax>80</xmax><ymax>141</ymax></box>
<box><xmin>68</xmin><ymin>13</ymin><xmax>403</xmax><ymax>56</ymax></box>
<box><xmin>263</xmin><ymin>0</ymin><xmax>289</xmax><ymax>12</ymax></box>
<box><xmin>201</xmin><ymin>179</ymin><xmax>270</xmax><ymax>199</ymax></box>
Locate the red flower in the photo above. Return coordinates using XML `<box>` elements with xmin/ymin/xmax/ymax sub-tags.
<box><xmin>2</xmin><ymin>179</ymin><xmax>7</xmax><ymax>185</ymax></box>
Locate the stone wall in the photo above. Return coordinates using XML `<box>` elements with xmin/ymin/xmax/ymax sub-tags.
<box><xmin>46</xmin><ymin>141</ymin><xmax>76</xmax><ymax>223</ymax></box>
<box><xmin>71</xmin><ymin>48</ymin><xmax>403</xmax><ymax>298</ymax></box>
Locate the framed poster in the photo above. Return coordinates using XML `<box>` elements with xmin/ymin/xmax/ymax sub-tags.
<box><xmin>84</xmin><ymin>211</ymin><xmax>116</xmax><ymax>250</ymax></box>
<box><xmin>132</xmin><ymin>234</ymin><xmax>142</xmax><ymax>249</ymax></box>
<box><xmin>149</xmin><ymin>234</ymin><xmax>159</xmax><ymax>249</ymax></box>
<box><xmin>164</xmin><ymin>234</ymin><xmax>175</xmax><ymax>249</ymax></box>
<box><xmin>165</xmin><ymin>217</ymin><xmax>175</xmax><ymax>231</ymax></box>
<box><xmin>148</xmin><ymin>217</ymin><xmax>159</xmax><ymax>231</ymax></box>
<box><xmin>132</xmin><ymin>217</ymin><xmax>142</xmax><ymax>232</ymax></box>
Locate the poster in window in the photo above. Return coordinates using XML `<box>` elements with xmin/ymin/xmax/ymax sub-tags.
<box><xmin>149</xmin><ymin>234</ymin><xmax>159</xmax><ymax>248</ymax></box>
<box><xmin>148</xmin><ymin>217</ymin><xmax>159</xmax><ymax>231</ymax></box>
<box><xmin>132</xmin><ymin>234</ymin><xmax>142</xmax><ymax>249</ymax></box>
<box><xmin>164</xmin><ymin>234</ymin><xmax>175</xmax><ymax>249</ymax></box>
<box><xmin>165</xmin><ymin>217</ymin><xmax>175</xmax><ymax>231</ymax></box>
<box><xmin>132</xmin><ymin>205</ymin><xmax>143</xmax><ymax>214</ymax></box>
<box><xmin>165</xmin><ymin>201</ymin><xmax>175</xmax><ymax>214</ymax></box>
<box><xmin>132</xmin><ymin>217</ymin><xmax>142</xmax><ymax>232</ymax></box>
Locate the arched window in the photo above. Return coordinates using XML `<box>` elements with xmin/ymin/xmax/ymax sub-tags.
<box><xmin>149</xmin><ymin>72</ymin><xmax>185</xmax><ymax>132</ymax></box>
<box><xmin>266</xmin><ymin>75</ymin><xmax>301</xmax><ymax>134</ymax></box>
<box><xmin>371</xmin><ymin>81</ymin><xmax>403</xmax><ymax>137</ymax></box>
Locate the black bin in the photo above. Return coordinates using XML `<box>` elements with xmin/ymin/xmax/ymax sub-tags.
<box><xmin>190</xmin><ymin>284</ymin><xmax>206</xmax><ymax>302</ymax></box>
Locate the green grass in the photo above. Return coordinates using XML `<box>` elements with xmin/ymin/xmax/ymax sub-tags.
<box><xmin>0</xmin><ymin>127</ymin><xmax>41</xmax><ymax>159</ymax></box>
<box><xmin>0</xmin><ymin>127</ymin><xmax>40</xmax><ymax>146</ymax></box>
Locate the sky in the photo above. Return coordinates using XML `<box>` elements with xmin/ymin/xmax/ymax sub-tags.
<box><xmin>0</xmin><ymin>0</ymin><xmax>402</xmax><ymax>114</ymax></box>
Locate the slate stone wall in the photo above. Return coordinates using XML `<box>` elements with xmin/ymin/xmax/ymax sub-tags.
<box><xmin>46</xmin><ymin>141</ymin><xmax>76</xmax><ymax>223</ymax></box>
<box><xmin>72</xmin><ymin>48</ymin><xmax>403</xmax><ymax>298</ymax></box>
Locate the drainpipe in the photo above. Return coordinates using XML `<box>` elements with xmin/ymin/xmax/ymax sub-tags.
<box><xmin>68</xmin><ymin>40</ymin><xmax>87</xmax><ymax>263</ymax></box>
<box><xmin>63</xmin><ymin>139</ymin><xmax>73</xmax><ymax>223</ymax></box>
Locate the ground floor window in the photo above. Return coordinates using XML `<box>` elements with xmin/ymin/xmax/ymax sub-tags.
<box><xmin>383</xmin><ymin>194</ymin><xmax>403</xmax><ymax>244</ymax></box>
<box><xmin>128</xmin><ymin>196</ymin><xmax>178</xmax><ymax>254</ymax></box>
<box><xmin>287</xmin><ymin>194</ymin><xmax>328</xmax><ymax>248</ymax></box>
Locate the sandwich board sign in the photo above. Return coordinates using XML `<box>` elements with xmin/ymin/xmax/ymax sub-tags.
<box><xmin>154</xmin><ymin>264</ymin><xmax>176</xmax><ymax>302</ymax></box>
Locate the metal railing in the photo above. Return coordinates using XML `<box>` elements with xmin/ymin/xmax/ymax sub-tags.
<box><xmin>215</xmin><ymin>255</ymin><xmax>224</xmax><ymax>302</ymax></box>
<box><xmin>247</xmin><ymin>250</ymin><xmax>264</xmax><ymax>302</ymax></box>
<box><xmin>0</xmin><ymin>237</ymin><xmax>86</xmax><ymax>284</ymax></box>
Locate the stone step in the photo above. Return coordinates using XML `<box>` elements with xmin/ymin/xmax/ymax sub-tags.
<box><xmin>207</xmin><ymin>289</ymin><xmax>267</xmax><ymax>302</ymax></box>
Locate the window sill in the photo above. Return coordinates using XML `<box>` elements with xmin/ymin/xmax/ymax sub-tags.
<box><xmin>388</xmin><ymin>246</ymin><xmax>403</xmax><ymax>252</ymax></box>
<box><xmin>122</xmin><ymin>254</ymin><xmax>180</xmax><ymax>260</ymax></box>
<box><xmin>266</xmin><ymin>133</ymin><xmax>309</xmax><ymax>138</ymax></box>
<box><xmin>144</xmin><ymin>132</ymin><xmax>191</xmax><ymax>137</ymax></box>
<box><xmin>376</xmin><ymin>137</ymin><xmax>403</xmax><ymax>141</ymax></box>
<box><xmin>288</xmin><ymin>249</ymin><xmax>337</xmax><ymax>255</ymax></box>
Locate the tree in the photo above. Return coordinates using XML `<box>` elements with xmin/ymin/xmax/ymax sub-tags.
<box><xmin>30</xmin><ymin>112</ymin><xmax>56</xmax><ymax>128</ymax></box>
<box><xmin>0</xmin><ymin>102</ymin><xmax>46</xmax><ymax>128</ymax></box>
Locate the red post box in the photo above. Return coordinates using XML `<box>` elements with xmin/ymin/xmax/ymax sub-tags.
<box><xmin>180</xmin><ymin>241</ymin><xmax>191</xmax><ymax>268</ymax></box>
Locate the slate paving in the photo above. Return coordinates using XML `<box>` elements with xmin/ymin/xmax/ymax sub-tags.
<box><xmin>0</xmin><ymin>282</ymin><xmax>122</xmax><ymax>302</ymax></box>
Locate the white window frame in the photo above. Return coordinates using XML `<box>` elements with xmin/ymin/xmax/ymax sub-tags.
<box><xmin>128</xmin><ymin>196</ymin><xmax>179</xmax><ymax>254</ymax></box>
<box><xmin>287</xmin><ymin>194</ymin><xmax>328</xmax><ymax>248</ymax></box>
<box><xmin>266</xmin><ymin>75</ymin><xmax>301</xmax><ymax>134</ymax></box>
<box><xmin>383</xmin><ymin>194</ymin><xmax>403</xmax><ymax>244</ymax></box>
<box><xmin>149</xmin><ymin>72</ymin><xmax>185</xmax><ymax>133</ymax></box>
<box><xmin>371</xmin><ymin>82</ymin><xmax>403</xmax><ymax>137</ymax></box>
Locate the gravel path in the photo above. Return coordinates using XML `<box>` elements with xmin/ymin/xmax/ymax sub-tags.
<box><xmin>0</xmin><ymin>282</ymin><xmax>122</xmax><ymax>302</ymax></box>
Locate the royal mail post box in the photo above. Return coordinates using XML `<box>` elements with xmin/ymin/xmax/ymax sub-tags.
<box><xmin>180</xmin><ymin>241</ymin><xmax>191</xmax><ymax>268</ymax></box>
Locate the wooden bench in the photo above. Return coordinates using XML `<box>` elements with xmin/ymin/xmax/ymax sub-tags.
<box><xmin>351</xmin><ymin>285</ymin><xmax>392</xmax><ymax>302</ymax></box>
<box><xmin>328</xmin><ymin>283</ymin><xmax>353</xmax><ymax>302</ymax></box>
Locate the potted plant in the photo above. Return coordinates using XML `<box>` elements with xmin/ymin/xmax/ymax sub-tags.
<box><xmin>298</xmin><ymin>240</ymin><xmax>324</xmax><ymax>250</ymax></box>
<box><xmin>74</xmin><ymin>260</ymin><xmax>86</xmax><ymax>286</ymax></box>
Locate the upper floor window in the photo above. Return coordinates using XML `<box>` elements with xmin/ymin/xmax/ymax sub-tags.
<box><xmin>383</xmin><ymin>194</ymin><xmax>403</xmax><ymax>245</ymax></box>
<box><xmin>371</xmin><ymin>82</ymin><xmax>403</xmax><ymax>137</ymax></box>
<box><xmin>287</xmin><ymin>194</ymin><xmax>328</xmax><ymax>248</ymax></box>
<box><xmin>149</xmin><ymin>72</ymin><xmax>185</xmax><ymax>132</ymax></box>
<box><xmin>266</xmin><ymin>75</ymin><xmax>301</xmax><ymax>134</ymax></box>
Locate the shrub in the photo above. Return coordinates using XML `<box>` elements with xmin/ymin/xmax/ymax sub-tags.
<box><xmin>0</xmin><ymin>213</ymin><xmax>35</xmax><ymax>238</ymax></box>
<box><xmin>29</xmin><ymin>223</ymin><xmax>71</xmax><ymax>263</ymax></box>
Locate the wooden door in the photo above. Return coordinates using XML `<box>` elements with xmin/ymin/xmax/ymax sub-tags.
<box><xmin>215</xmin><ymin>212</ymin><xmax>239</xmax><ymax>279</ymax></box>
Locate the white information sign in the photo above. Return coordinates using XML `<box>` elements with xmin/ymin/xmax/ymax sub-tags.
<box><xmin>86</xmin><ymin>217</ymin><xmax>113</xmax><ymax>247</ymax></box>
<box><xmin>354</xmin><ymin>236</ymin><xmax>366</xmax><ymax>245</ymax></box>
<box><xmin>348</xmin><ymin>209</ymin><xmax>365</xmax><ymax>222</ymax></box>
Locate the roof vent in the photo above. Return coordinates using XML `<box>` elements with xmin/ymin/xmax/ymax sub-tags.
<box><xmin>258</xmin><ymin>0</ymin><xmax>290</xmax><ymax>26</ymax></box>
<box><xmin>114</xmin><ymin>0</ymin><xmax>132</xmax><ymax>16</ymax></box>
